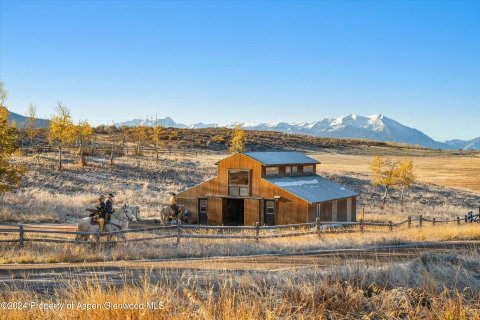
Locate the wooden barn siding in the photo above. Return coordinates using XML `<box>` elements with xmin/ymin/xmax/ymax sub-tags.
<box><xmin>244</xmin><ymin>199</ymin><xmax>260</xmax><ymax>225</ymax></box>
<box><xmin>352</xmin><ymin>198</ymin><xmax>357</xmax><ymax>221</ymax></box>
<box><xmin>208</xmin><ymin>198</ymin><xmax>223</xmax><ymax>225</ymax></box>
<box><xmin>337</xmin><ymin>199</ymin><xmax>347</xmax><ymax>221</ymax></box>
<box><xmin>177</xmin><ymin>154</ymin><xmax>355</xmax><ymax>225</ymax></box>
<box><xmin>176</xmin><ymin>178</ymin><xmax>219</xmax><ymax>222</ymax></box>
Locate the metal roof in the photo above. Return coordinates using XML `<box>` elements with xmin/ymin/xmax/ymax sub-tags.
<box><xmin>264</xmin><ymin>175</ymin><xmax>359</xmax><ymax>203</ymax></box>
<box><xmin>244</xmin><ymin>152</ymin><xmax>320</xmax><ymax>165</ymax></box>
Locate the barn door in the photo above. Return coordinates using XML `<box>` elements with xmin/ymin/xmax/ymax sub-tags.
<box><xmin>198</xmin><ymin>198</ymin><xmax>208</xmax><ymax>224</ymax></box>
<box><xmin>264</xmin><ymin>200</ymin><xmax>276</xmax><ymax>226</ymax></box>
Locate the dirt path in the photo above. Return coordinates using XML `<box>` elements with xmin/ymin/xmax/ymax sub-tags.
<box><xmin>1</xmin><ymin>241</ymin><xmax>478</xmax><ymax>293</ymax></box>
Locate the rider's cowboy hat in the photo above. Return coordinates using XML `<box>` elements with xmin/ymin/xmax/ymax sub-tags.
<box><xmin>108</xmin><ymin>193</ymin><xmax>115</xmax><ymax>198</ymax></box>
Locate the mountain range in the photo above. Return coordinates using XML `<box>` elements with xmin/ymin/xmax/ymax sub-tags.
<box><xmin>116</xmin><ymin>114</ymin><xmax>479</xmax><ymax>150</ymax></box>
<box><xmin>6</xmin><ymin>110</ymin><xmax>479</xmax><ymax>150</ymax></box>
<box><xmin>7</xmin><ymin>111</ymin><xmax>50</xmax><ymax>128</ymax></box>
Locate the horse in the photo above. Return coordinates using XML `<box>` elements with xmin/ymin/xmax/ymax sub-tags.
<box><xmin>76</xmin><ymin>204</ymin><xmax>140</xmax><ymax>242</ymax></box>
<box><xmin>159</xmin><ymin>204</ymin><xmax>185</xmax><ymax>224</ymax></box>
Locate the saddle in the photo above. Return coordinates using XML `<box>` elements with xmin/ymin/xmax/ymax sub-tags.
<box><xmin>86</xmin><ymin>208</ymin><xmax>99</xmax><ymax>217</ymax></box>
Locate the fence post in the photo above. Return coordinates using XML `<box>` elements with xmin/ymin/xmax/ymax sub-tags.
<box><xmin>408</xmin><ymin>216</ymin><xmax>411</xmax><ymax>228</ymax></box>
<box><xmin>176</xmin><ymin>220</ymin><xmax>182</xmax><ymax>246</ymax></box>
<box><xmin>360</xmin><ymin>219</ymin><xmax>364</xmax><ymax>233</ymax></box>
<box><xmin>19</xmin><ymin>224</ymin><xmax>24</xmax><ymax>247</ymax></box>
<box><xmin>433</xmin><ymin>218</ymin><xmax>436</xmax><ymax>226</ymax></box>
<box><xmin>457</xmin><ymin>216</ymin><xmax>460</xmax><ymax>225</ymax></box>
<box><xmin>316</xmin><ymin>218</ymin><xmax>321</xmax><ymax>237</ymax></box>
<box><xmin>419</xmin><ymin>215</ymin><xmax>423</xmax><ymax>228</ymax></box>
<box><xmin>255</xmin><ymin>222</ymin><xmax>260</xmax><ymax>242</ymax></box>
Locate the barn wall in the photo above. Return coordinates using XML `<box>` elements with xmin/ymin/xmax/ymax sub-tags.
<box><xmin>321</xmin><ymin>202</ymin><xmax>332</xmax><ymax>221</ymax></box>
<box><xmin>352</xmin><ymin>197</ymin><xmax>357</xmax><ymax>221</ymax></box>
<box><xmin>176</xmin><ymin>198</ymin><xmax>198</xmax><ymax>222</ymax></box>
<box><xmin>208</xmin><ymin>198</ymin><xmax>223</xmax><ymax>225</ymax></box>
<box><xmin>308</xmin><ymin>204</ymin><xmax>317</xmax><ymax>222</ymax></box>
<box><xmin>244</xmin><ymin>199</ymin><xmax>260</xmax><ymax>226</ymax></box>
<box><xmin>337</xmin><ymin>199</ymin><xmax>348</xmax><ymax>222</ymax></box>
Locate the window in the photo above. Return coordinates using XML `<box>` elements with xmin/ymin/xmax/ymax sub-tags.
<box><xmin>303</xmin><ymin>165</ymin><xmax>314</xmax><ymax>174</ymax></box>
<box><xmin>199</xmin><ymin>199</ymin><xmax>208</xmax><ymax>213</ymax></box>
<box><xmin>265</xmin><ymin>166</ymin><xmax>279</xmax><ymax>176</ymax></box>
<box><xmin>264</xmin><ymin>200</ymin><xmax>275</xmax><ymax>225</ymax></box>
<box><xmin>265</xmin><ymin>200</ymin><xmax>275</xmax><ymax>214</ymax></box>
<box><xmin>228</xmin><ymin>170</ymin><xmax>250</xmax><ymax>196</ymax></box>
<box><xmin>285</xmin><ymin>166</ymin><xmax>298</xmax><ymax>175</ymax></box>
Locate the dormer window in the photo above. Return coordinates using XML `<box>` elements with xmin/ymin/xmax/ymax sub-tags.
<box><xmin>265</xmin><ymin>166</ymin><xmax>279</xmax><ymax>176</ymax></box>
<box><xmin>285</xmin><ymin>166</ymin><xmax>298</xmax><ymax>175</ymax></box>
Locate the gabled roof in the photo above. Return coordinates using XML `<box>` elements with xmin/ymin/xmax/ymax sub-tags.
<box><xmin>244</xmin><ymin>151</ymin><xmax>320</xmax><ymax>166</ymax></box>
<box><xmin>264</xmin><ymin>175</ymin><xmax>359</xmax><ymax>204</ymax></box>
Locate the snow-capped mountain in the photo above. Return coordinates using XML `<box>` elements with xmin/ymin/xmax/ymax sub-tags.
<box><xmin>115</xmin><ymin>114</ymin><xmax>479</xmax><ymax>150</ymax></box>
<box><xmin>116</xmin><ymin>117</ymin><xmax>218</xmax><ymax>129</ymax></box>
<box><xmin>228</xmin><ymin>114</ymin><xmax>447</xmax><ymax>149</ymax></box>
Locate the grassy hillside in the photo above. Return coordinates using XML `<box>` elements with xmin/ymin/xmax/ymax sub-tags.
<box><xmin>18</xmin><ymin>126</ymin><xmax>480</xmax><ymax>157</ymax></box>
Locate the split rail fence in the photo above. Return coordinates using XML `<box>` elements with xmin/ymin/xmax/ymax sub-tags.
<box><xmin>0</xmin><ymin>215</ymin><xmax>474</xmax><ymax>247</ymax></box>
<box><xmin>20</xmin><ymin>144</ymin><xmax>213</xmax><ymax>158</ymax></box>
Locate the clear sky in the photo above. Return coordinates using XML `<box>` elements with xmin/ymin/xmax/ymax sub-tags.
<box><xmin>1</xmin><ymin>0</ymin><xmax>479</xmax><ymax>141</ymax></box>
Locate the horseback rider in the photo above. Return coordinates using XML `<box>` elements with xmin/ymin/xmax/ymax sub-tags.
<box><xmin>105</xmin><ymin>193</ymin><xmax>115</xmax><ymax>221</ymax></box>
<box><xmin>96</xmin><ymin>195</ymin><xmax>107</xmax><ymax>232</ymax></box>
<box><xmin>169</xmin><ymin>192</ymin><xmax>179</xmax><ymax>218</ymax></box>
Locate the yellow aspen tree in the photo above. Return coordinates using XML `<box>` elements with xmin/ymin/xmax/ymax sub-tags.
<box><xmin>395</xmin><ymin>158</ymin><xmax>415</xmax><ymax>204</ymax></box>
<box><xmin>75</xmin><ymin>120</ymin><xmax>94</xmax><ymax>167</ymax></box>
<box><xmin>132</xmin><ymin>125</ymin><xmax>148</xmax><ymax>156</ymax></box>
<box><xmin>370</xmin><ymin>155</ymin><xmax>401</xmax><ymax>205</ymax></box>
<box><xmin>0</xmin><ymin>106</ymin><xmax>25</xmax><ymax>193</ymax></box>
<box><xmin>229</xmin><ymin>125</ymin><xmax>246</xmax><ymax>154</ymax></box>
<box><xmin>151</xmin><ymin>117</ymin><xmax>164</xmax><ymax>162</ymax></box>
<box><xmin>48</xmin><ymin>102</ymin><xmax>76</xmax><ymax>170</ymax></box>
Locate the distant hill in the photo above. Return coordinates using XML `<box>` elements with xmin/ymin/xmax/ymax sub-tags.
<box><xmin>445</xmin><ymin>137</ymin><xmax>480</xmax><ymax>151</ymax></box>
<box><xmin>7</xmin><ymin>110</ymin><xmax>50</xmax><ymax>128</ymax></box>
<box><xmin>117</xmin><ymin>113</ymin><xmax>478</xmax><ymax>150</ymax></box>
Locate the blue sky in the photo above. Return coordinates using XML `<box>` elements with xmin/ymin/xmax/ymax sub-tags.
<box><xmin>0</xmin><ymin>0</ymin><xmax>479</xmax><ymax>141</ymax></box>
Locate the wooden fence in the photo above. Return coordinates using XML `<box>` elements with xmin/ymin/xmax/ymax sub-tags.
<box><xmin>20</xmin><ymin>144</ymin><xmax>215</xmax><ymax>158</ymax></box>
<box><xmin>0</xmin><ymin>215</ymin><xmax>473</xmax><ymax>247</ymax></box>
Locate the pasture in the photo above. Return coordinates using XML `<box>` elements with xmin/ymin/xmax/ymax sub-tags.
<box><xmin>1</xmin><ymin>149</ymin><xmax>479</xmax><ymax>319</ymax></box>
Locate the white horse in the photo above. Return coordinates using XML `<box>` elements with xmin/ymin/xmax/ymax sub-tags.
<box><xmin>76</xmin><ymin>205</ymin><xmax>140</xmax><ymax>241</ymax></box>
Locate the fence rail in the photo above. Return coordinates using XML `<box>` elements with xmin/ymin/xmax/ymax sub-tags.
<box><xmin>0</xmin><ymin>214</ymin><xmax>475</xmax><ymax>247</ymax></box>
<box><xmin>20</xmin><ymin>144</ymin><xmax>216</xmax><ymax>158</ymax></box>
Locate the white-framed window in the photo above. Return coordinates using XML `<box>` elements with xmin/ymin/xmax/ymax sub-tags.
<box><xmin>265</xmin><ymin>166</ymin><xmax>279</xmax><ymax>176</ymax></box>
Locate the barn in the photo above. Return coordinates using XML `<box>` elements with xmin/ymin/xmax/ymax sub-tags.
<box><xmin>176</xmin><ymin>152</ymin><xmax>359</xmax><ymax>226</ymax></box>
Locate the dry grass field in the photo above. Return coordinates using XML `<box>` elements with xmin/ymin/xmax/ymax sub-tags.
<box><xmin>1</xmin><ymin>251</ymin><xmax>480</xmax><ymax>319</ymax></box>
<box><xmin>1</xmin><ymin>144</ymin><xmax>479</xmax><ymax>320</ymax></box>
<box><xmin>310</xmin><ymin>153</ymin><xmax>480</xmax><ymax>193</ymax></box>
